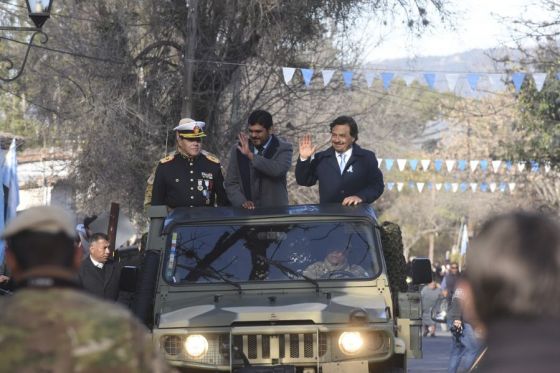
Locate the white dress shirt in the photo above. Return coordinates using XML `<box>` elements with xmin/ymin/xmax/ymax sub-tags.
<box><xmin>90</xmin><ymin>256</ymin><xmax>104</xmax><ymax>269</ymax></box>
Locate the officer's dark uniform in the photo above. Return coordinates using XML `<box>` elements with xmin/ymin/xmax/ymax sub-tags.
<box><xmin>151</xmin><ymin>150</ymin><xmax>228</xmax><ymax>208</ymax></box>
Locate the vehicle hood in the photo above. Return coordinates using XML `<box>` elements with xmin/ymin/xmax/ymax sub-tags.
<box><xmin>158</xmin><ymin>290</ymin><xmax>389</xmax><ymax>328</ymax></box>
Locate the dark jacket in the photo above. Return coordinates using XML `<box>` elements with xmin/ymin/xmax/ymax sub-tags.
<box><xmin>151</xmin><ymin>150</ymin><xmax>228</xmax><ymax>208</ymax></box>
<box><xmin>480</xmin><ymin>318</ymin><xmax>560</xmax><ymax>373</ymax></box>
<box><xmin>295</xmin><ymin>144</ymin><xmax>384</xmax><ymax>203</ymax></box>
<box><xmin>225</xmin><ymin>135</ymin><xmax>293</xmax><ymax>207</ymax></box>
<box><xmin>77</xmin><ymin>257</ymin><xmax>122</xmax><ymax>301</ymax></box>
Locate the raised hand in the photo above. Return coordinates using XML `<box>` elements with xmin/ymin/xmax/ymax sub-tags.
<box><xmin>237</xmin><ymin>132</ymin><xmax>253</xmax><ymax>159</ymax></box>
<box><xmin>298</xmin><ymin>134</ymin><xmax>317</xmax><ymax>160</ymax></box>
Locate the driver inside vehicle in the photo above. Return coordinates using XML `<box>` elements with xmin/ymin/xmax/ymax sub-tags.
<box><xmin>302</xmin><ymin>249</ymin><xmax>369</xmax><ymax>279</ymax></box>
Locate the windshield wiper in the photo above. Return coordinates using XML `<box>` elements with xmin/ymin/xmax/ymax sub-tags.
<box><xmin>203</xmin><ymin>265</ymin><xmax>242</xmax><ymax>293</ymax></box>
<box><xmin>267</xmin><ymin>259</ymin><xmax>320</xmax><ymax>293</ymax></box>
<box><xmin>182</xmin><ymin>265</ymin><xmax>242</xmax><ymax>293</ymax></box>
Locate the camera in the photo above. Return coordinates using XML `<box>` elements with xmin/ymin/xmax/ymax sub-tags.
<box><xmin>450</xmin><ymin>324</ymin><xmax>464</xmax><ymax>346</ymax></box>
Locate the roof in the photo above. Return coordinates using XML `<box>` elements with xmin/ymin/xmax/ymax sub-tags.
<box><xmin>161</xmin><ymin>204</ymin><xmax>379</xmax><ymax>233</ymax></box>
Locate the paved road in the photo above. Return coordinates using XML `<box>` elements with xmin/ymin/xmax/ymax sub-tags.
<box><xmin>408</xmin><ymin>330</ymin><xmax>451</xmax><ymax>373</ymax></box>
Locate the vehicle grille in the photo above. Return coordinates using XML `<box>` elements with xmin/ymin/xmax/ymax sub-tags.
<box><xmin>232</xmin><ymin>332</ymin><xmax>325</xmax><ymax>365</ymax></box>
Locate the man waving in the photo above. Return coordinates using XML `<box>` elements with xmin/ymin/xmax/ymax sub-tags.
<box><xmin>296</xmin><ymin>115</ymin><xmax>384</xmax><ymax>205</ymax></box>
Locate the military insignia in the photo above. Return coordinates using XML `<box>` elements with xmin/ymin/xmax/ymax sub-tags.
<box><xmin>201</xmin><ymin>150</ymin><xmax>220</xmax><ymax>164</ymax></box>
<box><xmin>201</xmin><ymin>172</ymin><xmax>214</xmax><ymax>180</ymax></box>
<box><xmin>197</xmin><ymin>185</ymin><xmax>204</xmax><ymax>191</ymax></box>
<box><xmin>193</xmin><ymin>126</ymin><xmax>200</xmax><ymax>134</ymax></box>
<box><xmin>159</xmin><ymin>154</ymin><xmax>174</xmax><ymax>164</ymax></box>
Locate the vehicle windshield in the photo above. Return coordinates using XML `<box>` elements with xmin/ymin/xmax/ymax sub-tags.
<box><xmin>163</xmin><ymin>219</ymin><xmax>381</xmax><ymax>285</ymax></box>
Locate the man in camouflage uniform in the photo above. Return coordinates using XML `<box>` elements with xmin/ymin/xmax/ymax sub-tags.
<box><xmin>303</xmin><ymin>249</ymin><xmax>369</xmax><ymax>279</ymax></box>
<box><xmin>0</xmin><ymin>206</ymin><xmax>175</xmax><ymax>373</ymax></box>
<box><xmin>146</xmin><ymin>118</ymin><xmax>228</xmax><ymax>209</ymax></box>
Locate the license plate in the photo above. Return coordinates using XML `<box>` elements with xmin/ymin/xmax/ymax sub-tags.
<box><xmin>322</xmin><ymin>360</ymin><xmax>369</xmax><ymax>373</ymax></box>
<box><xmin>234</xmin><ymin>365</ymin><xmax>296</xmax><ymax>373</ymax></box>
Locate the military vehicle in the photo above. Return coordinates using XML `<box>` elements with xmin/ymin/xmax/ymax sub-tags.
<box><xmin>132</xmin><ymin>204</ymin><xmax>431</xmax><ymax>372</ymax></box>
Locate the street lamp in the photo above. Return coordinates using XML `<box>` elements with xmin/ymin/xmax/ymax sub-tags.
<box><xmin>0</xmin><ymin>0</ymin><xmax>54</xmax><ymax>82</ymax></box>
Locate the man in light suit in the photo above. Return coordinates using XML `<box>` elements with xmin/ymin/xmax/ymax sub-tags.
<box><xmin>78</xmin><ymin>232</ymin><xmax>122</xmax><ymax>301</ymax></box>
<box><xmin>295</xmin><ymin>115</ymin><xmax>384</xmax><ymax>205</ymax></box>
<box><xmin>225</xmin><ymin>110</ymin><xmax>293</xmax><ymax>209</ymax></box>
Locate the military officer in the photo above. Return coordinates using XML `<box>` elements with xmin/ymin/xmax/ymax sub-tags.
<box><xmin>148</xmin><ymin>118</ymin><xmax>228</xmax><ymax>208</ymax></box>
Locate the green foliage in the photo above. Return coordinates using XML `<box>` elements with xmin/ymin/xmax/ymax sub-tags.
<box><xmin>513</xmin><ymin>71</ymin><xmax>560</xmax><ymax>167</ymax></box>
<box><xmin>0</xmin><ymin>92</ymin><xmax>42</xmax><ymax>147</ymax></box>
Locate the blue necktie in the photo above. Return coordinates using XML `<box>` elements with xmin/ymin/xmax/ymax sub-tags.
<box><xmin>339</xmin><ymin>154</ymin><xmax>346</xmax><ymax>174</ymax></box>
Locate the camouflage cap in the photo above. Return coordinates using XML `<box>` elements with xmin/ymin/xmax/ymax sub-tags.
<box><xmin>2</xmin><ymin>205</ymin><xmax>75</xmax><ymax>239</ymax></box>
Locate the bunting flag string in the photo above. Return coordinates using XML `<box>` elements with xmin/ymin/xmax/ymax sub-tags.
<box><xmin>385</xmin><ymin>180</ymin><xmax>518</xmax><ymax>193</ymax></box>
<box><xmin>281</xmin><ymin>66</ymin><xmax>555</xmax><ymax>94</ymax></box>
<box><xmin>376</xmin><ymin>158</ymin><xmax>554</xmax><ymax>174</ymax></box>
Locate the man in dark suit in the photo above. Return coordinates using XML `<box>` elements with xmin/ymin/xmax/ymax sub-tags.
<box><xmin>295</xmin><ymin>115</ymin><xmax>384</xmax><ymax>205</ymax></box>
<box><xmin>225</xmin><ymin>109</ymin><xmax>293</xmax><ymax>209</ymax></box>
<box><xmin>78</xmin><ymin>232</ymin><xmax>121</xmax><ymax>301</ymax></box>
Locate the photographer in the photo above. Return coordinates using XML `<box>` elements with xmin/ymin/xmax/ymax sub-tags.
<box><xmin>447</xmin><ymin>276</ymin><xmax>483</xmax><ymax>373</ymax></box>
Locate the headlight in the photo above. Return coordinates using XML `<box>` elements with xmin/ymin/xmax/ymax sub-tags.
<box><xmin>338</xmin><ymin>332</ymin><xmax>364</xmax><ymax>355</ymax></box>
<box><xmin>184</xmin><ymin>334</ymin><xmax>208</xmax><ymax>358</ymax></box>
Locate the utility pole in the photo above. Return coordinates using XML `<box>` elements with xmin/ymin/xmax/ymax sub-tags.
<box><xmin>182</xmin><ymin>0</ymin><xmax>198</xmax><ymax>118</ymax></box>
<box><xmin>428</xmin><ymin>178</ymin><xmax>436</xmax><ymax>264</ymax></box>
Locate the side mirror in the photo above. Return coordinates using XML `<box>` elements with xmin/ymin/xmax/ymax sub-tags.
<box><xmin>120</xmin><ymin>265</ymin><xmax>138</xmax><ymax>292</ymax></box>
<box><xmin>411</xmin><ymin>258</ymin><xmax>432</xmax><ymax>285</ymax></box>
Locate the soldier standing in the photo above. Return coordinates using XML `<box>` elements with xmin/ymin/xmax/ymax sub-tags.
<box><xmin>0</xmin><ymin>205</ymin><xmax>175</xmax><ymax>372</ymax></box>
<box><xmin>148</xmin><ymin>118</ymin><xmax>228</xmax><ymax>208</ymax></box>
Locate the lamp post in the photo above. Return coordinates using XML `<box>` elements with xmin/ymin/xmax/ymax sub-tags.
<box><xmin>0</xmin><ymin>0</ymin><xmax>54</xmax><ymax>82</ymax></box>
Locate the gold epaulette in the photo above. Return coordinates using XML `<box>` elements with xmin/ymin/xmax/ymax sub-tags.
<box><xmin>159</xmin><ymin>154</ymin><xmax>175</xmax><ymax>164</ymax></box>
<box><xmin>202</xmin><ymin>150</ymin><xmax>220</xmax><ymax>164</ymax></box>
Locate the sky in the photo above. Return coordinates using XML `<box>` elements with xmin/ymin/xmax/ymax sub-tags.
<box><xmin>361</xmin><ymin>0</ymin><xmax>550</xmax><ymax>61</ymax></box>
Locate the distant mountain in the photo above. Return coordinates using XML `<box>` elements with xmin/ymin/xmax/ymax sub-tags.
<box><xmin>366</xmin><ymin>48</ymin><xmax>522</xmax><ymax>73</ymax></box>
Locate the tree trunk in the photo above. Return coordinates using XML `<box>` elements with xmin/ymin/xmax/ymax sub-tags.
<box><xmin>182</xmin><ymin>0</ymin><xmax>198</xmax><ymax>118</ymax></box>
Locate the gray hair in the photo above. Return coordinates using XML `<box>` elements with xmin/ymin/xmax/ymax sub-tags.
<box><xmin>466</xmin><ymin>211</ymin><xmax>560</xmax><ymax>323</ymax></box>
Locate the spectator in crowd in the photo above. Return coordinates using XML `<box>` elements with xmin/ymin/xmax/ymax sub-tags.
<box><xmin>433</xmin><ymin>260</ymin><xmax>445</xmax><ymax>283</ymax></box>
<box><xmin>147</xmin><ymin>118</ymin><xmax>228</xmax><ymax>209</ymax></box>
<box><xmin>0</xmin><ymin>273</ymin><xmax>12</xmax><ymax>294</ymax></box>
<box><xmin>296</xmin><ymin>115</ymin><xmax>384</xmax><ymax>205</ymax></box>
<box><xmin>0</xmin><ymin>205</ymin><xmax>174</xmax><ymax>372</ymax></box>
<box><xmin>464</xmin><ymin>211</ymin><xmax>560</xmax><ymax>373</ymax></box>
<box><xmin>421</xmin><ymin>279</ymin><xmax>441</xmax><ymax>337</ymax></box>
<box><xmin>76</xmin><ymin>214</ymin><xmax>97</xmax><ymax>258</ymax></box>
<box><xmin>441</xmin><ymin>261</ymin><xmax>460</xmax><ymax>302</ymax></box>
<box><xmin>447</xmin><ymin>276</ymin><xmax>483</xmax><ymax>373</ymax></box>
<box><xmin>78</xmin><ymin>232</ymin><xmax>122</xmax><ymax>301</ymax></box>
<box><xmin>225</xmin><ymin>109</ymin><xmax>293</xmax><ymax>209</ymax></box>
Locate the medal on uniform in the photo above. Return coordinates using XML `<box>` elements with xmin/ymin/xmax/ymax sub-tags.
<box><xmin>197</xmin><ymin>185</ymin><xmax>204</xmax><ymax>191</ymax></box>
